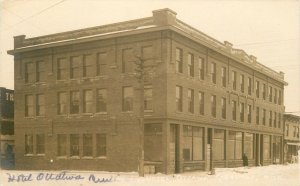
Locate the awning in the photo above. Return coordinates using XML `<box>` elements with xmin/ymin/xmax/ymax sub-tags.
<box><xmin>287</xmin><ymin>142</ymin><xmax>300</xmax><ymax>146</ymax></box>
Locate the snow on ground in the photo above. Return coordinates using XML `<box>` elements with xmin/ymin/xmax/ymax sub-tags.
<box><xmin>0</xmin><ymin>163</ymin><xmax>299</xmax><ymax>186</ymax></box>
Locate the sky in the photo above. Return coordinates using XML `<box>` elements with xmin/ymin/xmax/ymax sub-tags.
<box><xmin>0</xmin><ymin>0</ymin><xmax>299</xmax><ymax>114</ymax></box>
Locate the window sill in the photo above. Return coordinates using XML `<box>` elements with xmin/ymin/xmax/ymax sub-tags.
<box><xmin>70</xmin><ymin>156</ymin><xmax>80</xmax><ymax>159</ymax></box>
<box><xmin>56</xmin><ymin>156</ymin><xmax>67</xmax><ymax>159</ymax></box>
<box><xmin>96</xmin><ymin>156</ymin><xmax>107</xmax><ymax>160</ymax></box>
<box><xmin>95</xmin><ymin>112</ymin><xmax>108</xmax><ymax>115</ymax></box>
<box><xmin>82</xmin><ymin>156</ymin><xmax>93</xmax><ymax>159</ymax></box>
<box><xmin>24</xmin><ymin>154</ymin><xmax>34</xmax><ymax>156</ymax></box>
<box><xmin>36</xmin><ymin>154</ymin><xmax>45</xmax><ymax>156</ymax></box>
<box><xmin>144</xmin><ymin>110</ymin><xmax>153</xmax><ymax>113</ymax></box>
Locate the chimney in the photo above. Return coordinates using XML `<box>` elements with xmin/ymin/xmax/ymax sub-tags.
<box><xmin>152</xmin><ymin>8</ymin><xmax>177</xmax><ymax>26</ymax></box>
<box><xmin>14</xmin><ymin>35</ymin><xmax>26</xmax><ymax>49</ymax></box>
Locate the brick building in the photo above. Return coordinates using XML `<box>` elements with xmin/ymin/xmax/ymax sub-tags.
<box><xmin>0</xmin><ymin>87</ymin><xmax>14</xmax><ymax>169</ymax></box>
<box><xmin>8</xmin><ymin>9</ymin><xmax>287</xmax><ymax>174</ymax></box>
<box><xmin>283</xmin><ymin>114</ymin><xmax>300</xmax><ymax>163</ymax></box>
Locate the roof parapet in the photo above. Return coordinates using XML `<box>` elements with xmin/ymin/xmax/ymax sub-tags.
<box><xmin>152</xmin><ymin>8</ymin><xmax>177</xmax><ymax>26</ymax></box>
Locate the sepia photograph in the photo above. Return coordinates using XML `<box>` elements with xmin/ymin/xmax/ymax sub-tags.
<box><xmin>0</xmin><ymin>0</ymin><xmax>299</xmax><ymax>185</ymax></box>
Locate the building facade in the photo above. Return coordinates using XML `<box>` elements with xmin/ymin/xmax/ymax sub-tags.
<box><xmin>0</xmin><ymin>87</ymin><xmax>14</xmax><ymax>169</ymax></box>
<box><xmin>284</xmin><ymin>114</ymin><xmax>300</xmax><ymax>163</ymax></box>
<box><xmin>8</xmin><ymin>9</ymin><xmax>287</xmax><ymax>174</ymax></box>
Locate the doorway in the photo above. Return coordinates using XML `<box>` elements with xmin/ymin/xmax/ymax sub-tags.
<box><xmin>170</xmin><ymin>124</ymin><xmax>179</xmax><ymax>173</ymax></box>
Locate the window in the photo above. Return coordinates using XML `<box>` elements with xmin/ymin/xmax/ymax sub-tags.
<box><xmin>263</xmin><ymin>135</ymin><xmax>271</xmax><ymax>159</ymax></box>
<box><xmin>122</xmin><ymin>87</ymin><xmax>133</xmax><ymax>112</ymax></box>
<box><xmin>36</xmin><ymin>61</ymin><xmax>46</xmax><ymax>82</ymax></box>
<box><xmin>274</xmin><ymin>88</ymin><xmax>277</xmax><ymax>104</ymax></box>
<box><xmin>58</xmin><ymin>92</ymin><xmax>67</xmax><ymax>115</ymax></box>
<box><xmin>83</xmin><ymin>134</ymin><xmax>93</xmax><ymax>157</ymax></box>
<box><xmin>232</xmin><ymin>71</ymin><xmax>237</xmax><ymax>90</ymax></box>
<box><xmin>83</xmin><ymin>55</ymin><xmax>93</xmax><ymax>77</ymax></box>
<box><xmin>278</xmin><ymin>90</ymin><xmax>282</xmax><ymax>105</ymax></box>
<box><xmin>187</xmin><ymin>53</ymin><xmax>194</xmax><ymax>77</ymax></box>
<box><xmin>211</xmin><ymin>62</ymin><xmax>216</xmax><ymax>84</ymax></box>
<box><xmin>255</xmin><ymin>80</ymin><xmax>260</xmax><ymax>98</ymax></box>
<box><xmin>240</xmin><ymin>75</ymin><xmax>244</xmax><ymax>93</ymax></box>
<box><xmin>176</xmin><ymin>86</ymin><xmax>183</xmax><ymax>112</ymax></box>
<box><xmin>269</xmin><ymin>86</ymin><xmax>273</xmax><ymax>102</ymax></box>
<box><xmin>25</xmin><ymin>95</ymin><xmax>34</xmax><ymax>117</ymax></box>
<box><xmin>211</xmin><ymin>95</ymin><xmax>216</xmax><ymax>118</ymax></box>
<box><xmin>221</xmin><ymin>97</ymin><xmax>226</xmax><ymax>119</ymax></box>
<box><xmin>70</xmin><ymin>134</ymin><xmax>80</xmax><ymax>157</ymax></box>
<box><xmin>274</xmin><ymin>112</ymin><xmax>277</xmax><ymax>128</ymax></box>
<box><xmin>144</xmin><ymin>85</ymin><xmax>153</xmax><ymax>111</ymax></box>
<box><xmin>248</xmin><ymin>77</ymin><xmax>252</xmax><ymax>95</ymax></box>
<box><xmin>199</xmin><ymin>91</ymin><xmax>204</xmax><ymax>115</ymax></box>
<box><xmin>244</xmin><ymin>133</ymin><xmax>254</xmax><ymax>159</ymax></box>
<box><xmin>122</xmin><ymin>48</ymin><xmax>134</xmax><ymax>73</ymax></box>
<box><xmin>144</xmin><ymin>124</ymin><xmax>162</xmax><ymax>161</ymax></box>
<box><xmin>247</xmin><ymin>104</ymin><xmax>252</xmax><ymax>123</ymax></box>
<box><xmin>183</xmin><ymin>126</ymin><xmax>204</xmax><ymax>161</ymax></box>
<box><xmin>96</xmin><ymin>89</ymin><xmax>107</xmax><ymax>112</ymax></box>
<box><xmin>36</xmin><ymin>134</ymin><xmax>45</xmax><ymax>155</ymax></box>
<box><xmin>228</xmin><ymin>131</ymin><xmax>242</xmax><ymax>160</ymax></box>
<box><xmin>36</xmin><ymin>94</ymin><xmax>45</xmax><ymax>116</ymax></box>
<box><xmin>96</xmin><ymin>134</ymin><xmax>106</xmax><ymax>157</ymax></box>
<box><xmin>70</xmin><ymin>91</ymin><xmax>80</xmax><ymax>114</ymax></box>
<box><xmin>278</xmin><ymin>114</ymin><xmax>281</xmax><ymax>128</ymax></box>
<box><xmin>269</xmin><ymin>111</ymin><xmax>272</xmax><ymax>127</ymax></box>
<box><xmin>198</xmin><ymin>57</ymin><xmax>204</xmax><ymax>80</ymax></box>
<box><xmin>221</xmin><ymin>67</ymin><xmax>226</xmax><ymax>87</ymax></box>
<box><xmin>83</xmin><ymin>90</ymin><xmax>93</xmax><ymax>113</ymax></box>
<box><xmin>256</xmin><ymin>107</ymin><xmax>260</xmax><ymax>125</ymax></box>
<box><xmin>213</xmin><ymin>129</ymin><xmax>225</xmax><ymax>160</ymax></box>
<box><xmin>25</xmin><ymin>134</ymin><xmax>33</xmax><ymax>155</ymax></box>
<box><xmin>70</xmin><ymin>56</ymin><xmax>80</xmax><ymax>79</ymax></box>
<box><xmin>286</xmin><ymin>124</ymin><xmax>289</xmax><ymax>136</ymax></box>
<box><xmin>262</xmin><ymin>109</ymin><xmax>266</xmax><ymax>125</ymax></box>
<box><xmin>263</xmin><ymin>84</ymin><xmax>267</xmax><ymax>100</ymax></box>
<box><xmin>232</xmin><ymin>100</ymin><xmax>237</xmax><ymax>121</ymax></box>
<box><xmin>188</xmin><ymin>89</ymin><xmax>194</xmax><ymax>113</ymax></box>
<box><xmin>176</xmin><ymin>48</ymin><xmax>183</xmax><ymax>73</ymax></box>
<box><xmin>57</xmin><ymin>58</ymin><xmax>67</xmax><ymax>80</ymax></box>
<box><xmin>240</xmin><ymin>103</ymin><xmax>244</xmax><ymax>122</ymax></box>
<box><xmin>25</xmin><ymin>62</ymin><xmax>35</xmax><ymax>83</ymax></box>
<box><xmin>97</xmin><ymin>52</ymin><xmax>107</xmax><ymax>76</ymax></box>
<box><xmin>57</xmin><ymin>134</ymin><xmax>67</xmax><ymax>156</ymax></box>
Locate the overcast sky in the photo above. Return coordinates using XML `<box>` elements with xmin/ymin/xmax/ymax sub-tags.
<box><xmin>0</xmin><ymin>0</ymin><xmax>299</xmax><ymax>114</ymax></box>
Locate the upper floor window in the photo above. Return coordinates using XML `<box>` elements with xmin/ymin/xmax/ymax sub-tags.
<box><xmin>256</xmin><ymin>107</ymin><xmax>260</xmax><ymax>125</ymax></box>
<box><xmin>274</xmin><ymin>88</ymin><xmax>277</xmax><ymax>104</ymax></box>
<box><xmin>57</xmin><ymin>58</ymin><xmax>67</xmax><ymax>80</ymax></box>
<box><xmin>36</xmin><ymin>61</ymin><xmax>46</xmax><ymax>82</ymax></box>
<box><xmin>122</xmin><ymin>48</ymin><xmax>134</xmax><ymax>73</ymax></box>
<box><xmin>269</xmin><ymin>111</ymin><xmax>272</xmax><ymax>127</ymax></box>
<box><xmin>144</xmin><ymin>85</ymin><xmax>153</xmax><ymax>111</ymax></box>
<box><xmin>255</xmin><ymin>80</ymin><xmax>260</xmax><ymax>98</ymax></box>
<box><xmin>25</xmin><ymin>95</ymin><xmax>34</xmax><ymax>117</ymax></box>
<box><xmin>247</xmin><ymin>104</ymin><xmax>252</xmax><ymax>123</ymax></box>
<box><xmin>188</xmin><ymin>89</ymin><xmax>194</xmax><ymax>113</ymax></box>
<box><xmin>122</xmin><ymin>86</ymin><xmax>133</xmax><ymax>112</ymax></box>
<box><xmin>278</xmin><ymin>114</ymin><xmax>281</xmax><ymax>128</ymax></box>
<box><xmin>83</xmin><ymin>90</ymin><xmax>93</xmax><ymax>113</ymax></box>
<box><xmin>198</xmin><ymin>57</ymin><xmax>204</xmax><ymax>80</ymax></box>
<box><xmin>83</xmin><ymin>55</ymin><xmax>93</xmax><ymax>77</ymax></box>
<box><xmin>58</xmin><ymin>92</ymin><xmax>67</xmax><ymax>115</ymax></box>
<box><xmin>211</xmin><ymin>62</ymin><xmax>216</xmax><ymax>84</ymax></box>
<box><xmin>221</xmin><ymin>67</ymin><xmax>226</xmax><ymax>87</ymax></box>
<box><xmin>286</xmin><ymin>124</ymin><xmax>289</xmax><ymax>136</ymax></box>
<box><xmin>36</xmin><ymin>134</ymin><xmax>45</xmax><ymax>155</ymax></box>
<box><xmin>97</xmin><ymin>52</ymin><xmax>107</xmax><ymax>76</ymax></box>
<box><xmin>25</xmin><ymin>134</ymin><xmax>33</xmax><ymax>155</ymax></box>
<box><xmin>25</xmin><ymin>62</ymin><xmax>35</xmax><ymax>83</ymax></box>
<box><xmin>221</xmin><ymin>97</ymin><xmax>226</xmax><ymax>119</ymax></box>
<box><xmin>274</xmin><ymin>112</ymin><xmax>277</xmax><ymax>128</ymax></box>
<box><xmin>262</xmin><ymin>109</ymin><xmax>266</xmax><ymax>125</ymax></box>
<box><xmin>232</xmin><ymin>71</ymin><xmax>237</xmax><ymax>91</ymax></box>
<box><xmin>70</xmin><ymin>91</ymin><xmax>80</xmax><ymax>114</ymax></box>
<box><xmin>269</xmin><ymin>86</ymin><xmax>273</xmax><ymax>102</ymax></box>
<box><xmin>96</xmin><ymin>89</ymin><xmax>107</xmax><ymax>112</ymax></box>
<box><xmin>70</xmin><ymin>134</ymin><xmax>80</xmax><ymax>157</ymax></box>
<box><xmin>240</xmin><ymin>74</ymin><xmax>244</xmax><ymax>93</ymax></box>
<box><xmin>176</xmin><ymin>86</ymin><xmax>183</xmax><ymax>112</ymax></box>
<box><xmin>96</xmin><ymin>134</ymin><xmax>107</xmax><ymax>157</ymax></box>
<box><xmin>176</xmin><ymin>48</ymin><xmax>183</xmax><ymax>73</ymax></box>
<box><xmin>278</xmin><ymin>90</ymin><xmax>282</xmax><ymax>105</ymax></box>
<box><xmin>36</xmin><ymin>94</ymin><xmax>45</xmax><ymax>116</ymax></box>
<box><xmin>187</xmin><ymin>53</ymin><xmax>194</xmax><ymax>77</ymax></box>
<box><xmin>248</xmin><ymin>77</ymin><xmax>252</xmax><ymax>95</ymax></box>
<box><xmin>240</xmin><ymin>102</ymin><xmax>244</xmax><ymax>122</ymax></box>
<box><xmin>83</xmin><ymin>134</ymin><xmax>93</xmax><ymax>157</ymax></box>
<box><xmin>70</xmin><ymin>56</ymin><xmax>80</xmax><ymax>79</ymax></box>
<box><xmin>211</xmin><ymin>95</ymin><xmax>216</xmax><ymax>118</ymax></box>
<box><xmin>57</xmin><ymin>134</ymin><xmax>67</xmax><ymax>156</ymax></box>
<box><xmin>263</xmin><ymin>84</ymin><xmax>267</xmax><ymax>100</ymax></box>
<box><xmin>199</xmin><ymin>91</ymin><xmax>204</xmax><ymax>115</ymax></box>
<box><xmin>232</xmin><ymin>100</ymin><xmax>237</xmax><ymax>121</ymax></box>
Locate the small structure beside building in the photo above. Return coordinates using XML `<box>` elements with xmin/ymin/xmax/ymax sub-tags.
<box><xmin>0</xmin><ymin>87</ymin><xmax>14</xmax><ymax>169</ymax></box>
<box><xmin>284</xmin><ymin>114</ymin><xmax>300</xmax><ymax>163</ymax></box>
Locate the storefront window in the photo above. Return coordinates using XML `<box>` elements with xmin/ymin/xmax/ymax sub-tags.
<box><xmin>183</xmin><ymin>126</ymin><xmax>204</xmax><ymax>161</ymax></box>
<box><xmin>144</xmin><ymin>124</ymin><xmax>162</xmax><ymax>161</ymax></box>
<box><xmin>244</xmin><ymin>133</ymin><xmax>254</xmax><ymax>159</ymax></box>
<box><xmin>263</xmin><ymin>135</ymin><xmax>271</xmax><ymax>159</ymax></box>
<box><xmin>213</xmin><ymin>129</ymin><xmax>225</xmax><ymax>160</ymax></box>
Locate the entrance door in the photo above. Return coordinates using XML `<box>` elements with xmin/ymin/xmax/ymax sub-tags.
<box><xmin>170</xmin><ymin>124</ymin><xmax>179</xmax><ymax>173</ymax></box>
<box><xmin>206</xmin><ymin>128</ymin><xmax>212</xmax><ymax>171</ymax></box>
